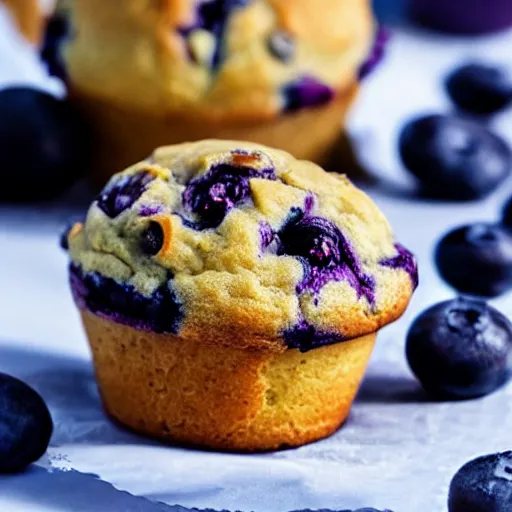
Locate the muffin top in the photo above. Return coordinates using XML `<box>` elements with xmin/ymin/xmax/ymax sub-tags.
<box><xmin>63</xmin><ymin>0</ymin><xmax>374</xmax><ymax>118</ymax></box>
<box><xmin>66</xmin><ymin>140</ymin><xmax>417</xmax><ymax>352</ymax></box>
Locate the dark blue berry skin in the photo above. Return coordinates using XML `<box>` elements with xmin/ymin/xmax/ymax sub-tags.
<box><xmin>182</xmin><ymin>162</ymin><xmax>275</xmax><ymax>230</ymax></box>
<box><xmin>283</xmin><ymin>76</ymin><xmax>334</xmax><ymax>112</ymax></box>
<box><xmin>501</xmin><ymin>195</ymin><xmax>512</xmax><ymax>229</ymax></box>
<box><xmin>435</xmin><ymin>223</ymin><xmax>512</xmax><ymax>297</ymax></box>
<box><xmin>0</xmin><ymin>88</ymin><xmax>91</xmax><ymax>202</ymax></box>
<box><xmin>97</xmin><ymin>171</ymin><xmax>155</xmax><ymax>218</ymax></box>
<box><xmin>69</xmin><ymin>264</ymin><xmax>184</xmax><ymax>335</ymax></box>
<box><xmin>399</xmin><ymin>114</ymin><xmax>512</xmax><ymax>201</ymax></box>
<box><xmin>278</xmin><ymin>213</ymin><xmax>375</xmax><ymax>302</ymax></box>
<box><xmin>446</xmin><ymin>63</ymin><xmax>512</xmax><ymax>116</ymax></box>
<box><xmin>0</xmin><ymin>373</ymin><xmax>53</xmax><ymax>473</ymax></box>
<box><xmin>406</xmin><ymin>297</ymin><xmax>512</xmax><ymax>400</ymax></box>
<box><xmin>141</xmin><ymin>221</ymin><xmax>164</xmax><ymax>255</ymax></box>
<box><xmin>449</xmin><ymin>452</ymin><xmax>512</xmax><ymax>512</ymax></box>
<box><xmin>283</xmin><ymin>318</ymin><xmax>345</xmax><ymax>353</ymax></box>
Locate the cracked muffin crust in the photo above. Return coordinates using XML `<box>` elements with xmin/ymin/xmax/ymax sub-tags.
<box><xmin>65</xmin><ymin>140</ymin><xmax>417</xmax><ymax>451</ymax></box>
<box><xmin>66</xmin><ymin>140</ymin><xmax>417</xmax><ymax>353</ymax></box>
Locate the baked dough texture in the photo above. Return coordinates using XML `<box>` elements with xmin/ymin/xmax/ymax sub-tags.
<box><xmin>66</xmin><ymin>140</ymin><xmax>417</xmax><ymax>451</ymax></box>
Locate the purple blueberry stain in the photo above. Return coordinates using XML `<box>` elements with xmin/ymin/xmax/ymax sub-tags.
<box><xmin>182</xmin><ymin>157</ymin><xmax>276</xmax><ymax>230</ymax></box>
<box><xmin>380</xmin><ymin>243</ymin><xmax>419</xmax><ymax>289</ymax></box>
<box><xmin>359</xmin><ymin>26</ymin><xmax>391</xmax><ymax>81</ymax></box>
<box><xmin>259</xmin><ymin>222</ymin><xmax>275</xmax><ymax>251</ymax></box>
<box><xmin>139</xmin><ymin>204</ymin><xmax>163</xmax><ymax>217</ymax></box>
<box><xmin>97</xmin><ymin>171</ymin><xmax>155</xmax><ymax>219</ymax></box>
<box><xmin>304</xmin><ymin>192</ymin><xmax>315</xmax><ymax>215</ymax></box>
<box><xmin>278</xmin><ymin>212</ymin><xmax>375</xmax><ymax>303</ymax></box>
<box><xmin>179</xmin><ymin>0</ymin><xmax>250</xmax><ymax>68</ymax></box>
<box><xmin>69</xmin><ymin>264</ymin><xmax>88</xmax><ymax>310</ymax></box>
<box><xmin>283</xmin><ymin>76</ymin><xmax>334</xmax><ymax>112</ymax></box>
<box><xmin>283</xmin><ymin>317</ymin><xmax>346</xmax><ymax>352</ymax></box>
<box><xmin>69</xmin><ymin>264</ymin><xmax>184</xmax><ymax>334</ymax></box>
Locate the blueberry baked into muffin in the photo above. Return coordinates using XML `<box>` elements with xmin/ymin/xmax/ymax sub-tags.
<box><xmin>61</xmin><ymin>0</ymin><xmax>376</xmax><ymax>184</ymax></box>
<box><xmin>64</xmin><ymin>140</ymin><xmax>417</xmax><ymax>451</ymax></box>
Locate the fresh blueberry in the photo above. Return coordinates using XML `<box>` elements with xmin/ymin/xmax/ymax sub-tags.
<box><xmin>283</xmin><ymin>76</ymin><xmax>334</xmax><ymax>112</ymax></box>
<box><xmin>182</xmin><ymin>162</ymin><xmax>275</xmax><ymax>229</ymax></box>
<box><xmin>0</xmin><ymin>88</ymin><xmax>91</xmax><ymax>202</ymax></box>
<box><xmin>446</xmin><ymin>63</ymin><xmax>512</xmax><ymax>116</ymax></box>
<box><xmin>40</xmin><ymin>12</ymin><xmax>69</xmax><ymax>80</ymax></box>
<box><xmin>141</xmin><ymin>221</ymin><xmax>164</xmax><ymax>255</ymax></box>
<box><xmin>97</xmin><ymin>171</ymin><xmax>155</xmax><ymax>218</ymax></box>
<box><xmin>0</xmin><ymin>373</ymin><xmax>53</xmax><ymax>473</ymax></box>
<box><xmin>406</xmin><ymin>297</ymin><xmax>512</xmax><ymax>400</ymax></box>
<box><xmin>278</xmin><ymin>212</ymin><xmax>375</xmax><ymax>302</ymax></box>
<box><xmin>435</xmin><ymin>223</ymin><xmax>512</xmax><ymax>297</ymax></box>
<box><xmin>449</xmin><ymin>452</ymin><xmax>512</xmax><ymax>511</ymax></box>
<box><xmin>139</xmin><ymin>204</ymin><xmax>163</xmax><ymax>217</ymax></box>
<box><xmin>70</xmin><ymin>264</ymin><xmax>184</xmax><ymax>334</ymax></box>
<box><xmin>399</xmin><ymin>114</ymin><xmax>512</xmax><ymax>200</ymax></box>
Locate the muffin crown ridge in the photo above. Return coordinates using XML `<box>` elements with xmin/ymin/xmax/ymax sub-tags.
<box><xmin>66</xmin><ymin>140</ymin><xmax>416</xmax><ymax>350</ymax></box>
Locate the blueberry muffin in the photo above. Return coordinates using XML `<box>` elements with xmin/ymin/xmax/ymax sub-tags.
<box><xmin>61</xmin><ymin>0</ymin><xmax>376</xmax><ymax>184</ymax></box>
<box><xmin>64</xmin><ymin>140</ymin><xmax>417</xmax><ymax>452</ymax></box>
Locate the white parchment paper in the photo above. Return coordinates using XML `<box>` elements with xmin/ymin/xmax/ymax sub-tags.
<box><xmin>1</xmin><ymin>7</ymin><xmax>512</xmax><ymax>512</ymax></box>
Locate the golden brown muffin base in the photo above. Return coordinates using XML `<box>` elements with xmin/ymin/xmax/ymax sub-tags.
<box><xmin>81</xmin><ymin>310</ymin><xmax>376</xmax><ymax>452</ymax></box>
<box><xmin>69</xmin><ymin>83</ymin><xmax>359</xmax><ymax>187</ymax></box>
<box><xmin>3</xmin><ymin>0</ymin><xmax>44</xmax><ymax>45</ymax></box>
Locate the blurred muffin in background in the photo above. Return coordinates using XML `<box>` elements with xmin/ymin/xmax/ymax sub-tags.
<box><xmin>61</xmin><ymin>0</ymin><xmax>377</xmax><ymax>185</ymax></box>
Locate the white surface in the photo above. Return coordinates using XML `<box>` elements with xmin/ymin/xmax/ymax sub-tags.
<box><xmin>0</xmin><ymin>3</ymin><xmax>63</xmax><ymax>97</ymax></box>
<box><xmin>1</xmin><ymin>10</ymin><xmax>512</xmax><ymax>512</ymax></box>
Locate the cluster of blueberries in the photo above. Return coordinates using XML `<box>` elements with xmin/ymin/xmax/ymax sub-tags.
<box><xmin>401</xmin><ymin>62</ymin><xmax>512</xmax><ymax>402</ymax></box>
<box><xmin>399</xmin><ymin>63</ymin><xmax>512</xmax><ymax>200</ymax></box>
<box><xmin>394</xmin><ymin>61</ymin><xmax>512</xmax><ymax>512</ymax></box>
